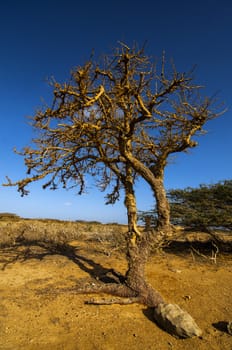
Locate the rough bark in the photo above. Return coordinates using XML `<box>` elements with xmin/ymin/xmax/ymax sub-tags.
<box><xmin>123</xmin><ymin>164</ymin><xmax>164</xmax><ymax>307</ymax></box>
<box><xmin>121</xmin><ymin>145</ymin><xmax>173</xmax><ymax>242</ymax></box>
<box><xmin>150</xmin><ymin>176</ymin><xmax>175</xmax><ymax>245</ymax></box>
<box><xmin>125</xmin><ymin>233</ymin><xmax>164</xmax><ymax>307</ymax></box>
<box><xmin>123</xmin><ymin>164</ymin><xmax>141</xmax><ymax>238</ymax></box>
<box><xmin>152</xmin><ymin>177</ymin><xmax>170</xmax><ymax>230</ymax></box>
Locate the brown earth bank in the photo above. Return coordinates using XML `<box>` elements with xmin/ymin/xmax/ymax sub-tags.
<box><xmin>0</xmin><ymin>219</ymin><xmax>232</xmax><ymax>350</ymax></box>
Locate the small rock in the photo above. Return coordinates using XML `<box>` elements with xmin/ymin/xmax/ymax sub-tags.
<box><xmin>153</xmin><ymin>303</ymin><xmax>202</xmax><ymax>338</ymax></box>
<box><xmin>168</xmin><ymin>268</ymin><xmax>182</xmax><ymax>273</ymax></box>
<box><xmin>227</xmin><ymin>321</ymin><xmax>232</xmax><ymax>335</ymax></box>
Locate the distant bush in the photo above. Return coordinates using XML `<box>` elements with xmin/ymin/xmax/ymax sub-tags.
<box><xmin>0</xmin><ymin>213</ymin><xmax>20</xmax><ymax>221</ymax></box>
<box><xmin>87</xmin><ymin>220</ymin><xmax>102</xmax><ymax>225</ymax></box>
<box><xmin>105</xmin><ymin>222</ymin><xmax>120</xmax><ymax>226</ymax></box>
<box><xmin>75</xmin><ymin>219</ymin><xmax>102</xmax><ymax>225</ymax></box>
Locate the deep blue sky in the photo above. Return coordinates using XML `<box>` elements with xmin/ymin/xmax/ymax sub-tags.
<box><xmin>0</xmin><ymin>0</ymin><xmax>231</xmax><ymax>223</ymax></box>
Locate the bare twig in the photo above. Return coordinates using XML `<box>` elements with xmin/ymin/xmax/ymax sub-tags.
<box><xmin>85</xmin><ymin>296</ymin><xmax>141</xmax><ymax>305</ymax></box>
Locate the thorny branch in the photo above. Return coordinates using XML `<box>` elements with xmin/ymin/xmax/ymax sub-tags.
<box><xmin>4</xmin><ymin>42</ymin><xmax>221</xmax><ymax>244</ymax></box>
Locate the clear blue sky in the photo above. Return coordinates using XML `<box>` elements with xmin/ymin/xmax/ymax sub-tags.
<box><xmin>0</xmin><ymin>0</ymin><xmax>231</xmax><ymax>223</ymax></box>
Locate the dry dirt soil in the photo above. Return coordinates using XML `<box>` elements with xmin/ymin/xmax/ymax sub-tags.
<box><xmin>0</xmin><ymin>222</ymin><xmax>231</xmax><ymax>350</ymax></box>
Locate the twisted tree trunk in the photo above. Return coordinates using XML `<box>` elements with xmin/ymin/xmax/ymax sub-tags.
<box><xmin>122</xmin><ymin>177</ymin><xmax>202</xmax><ymax>338</ymax></box>
<box><xmin>123</xmin><ymin>164</ymin><xmax>164</xmax><ymax>306</ymax></box>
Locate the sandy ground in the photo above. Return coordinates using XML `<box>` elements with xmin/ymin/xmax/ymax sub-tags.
<box><xmin>0</xmin><ymin>238</ymin><xmax>232</xmax><ymax>350</ymax></box>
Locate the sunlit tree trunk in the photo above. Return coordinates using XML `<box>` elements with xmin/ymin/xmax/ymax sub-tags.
<box><xmin>123</xmin><ymin>164</ymin><xmax>164</xmax><ymax>306</ymax></box>
<box><xmin>151</xmin><ymin>177</ymin><xmax>173</xmax><ymax>238</ymax></box>
<box><xmin>124</xmin><ymin>164</ymin><xmax>140</xmax><ymax>239</ymax></box>
<box><xmin>122</xmin><ymin>146</ymin><xmax>173</xmax><ymax>241</ymax></box>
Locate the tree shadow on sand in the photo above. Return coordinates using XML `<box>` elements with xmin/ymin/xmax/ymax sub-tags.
<box><xmin>0</xmin><ymin>238</ymin><xmax>125</xmax><ymax>285</ymax></box>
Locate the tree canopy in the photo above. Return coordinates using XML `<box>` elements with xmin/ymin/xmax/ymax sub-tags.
<box><xmin>5</xmin><ymin>43</ymin><xmax>220</xmax><ymax>239</ymax></box>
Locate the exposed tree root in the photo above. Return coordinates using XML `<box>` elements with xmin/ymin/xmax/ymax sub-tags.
<box><xmin>37</xmin><ymin>276</ymin><xmax>163</xmax><ymax>308</ymax></box>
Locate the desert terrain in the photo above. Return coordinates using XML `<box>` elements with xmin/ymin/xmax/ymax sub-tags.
<box><xmin>0</xmin><ymin>219</ymin><xmax>231</xmax><ymax>350</ymax></box>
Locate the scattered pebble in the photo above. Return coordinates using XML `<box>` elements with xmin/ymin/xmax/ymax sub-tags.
<box><xmin>227</xmin><ymin>321</ymin><xmax>232</xmax><ymax>335</ymax></box>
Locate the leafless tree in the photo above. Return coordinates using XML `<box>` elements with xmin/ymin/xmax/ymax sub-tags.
<box><xmin>5</xmin><ymin>43</ymin><xmax>221</xmax><ymax>337</ymax></box>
